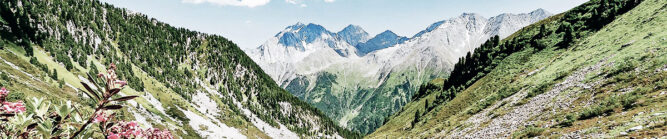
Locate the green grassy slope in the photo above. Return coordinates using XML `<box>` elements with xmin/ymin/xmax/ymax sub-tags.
<box><xmin>369</xmin><ymin>0</ymin><xmax>665</xmax><ymax>138</ymax></box>
<box><xmin>0</xmin><ymin>0</ymin><xmax>359</xmax><ymax>138</ymax></box>
<box><xmin>284</xmin><ymin>63</ymin><xmax>448</xmax><ymax>134</ymax></box>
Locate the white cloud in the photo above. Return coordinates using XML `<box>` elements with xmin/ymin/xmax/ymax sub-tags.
<box><xmin>285</xmin><ymin>0</ymin><xmax>298</xmax><ymax>4</ymax></box>
<box><xmin>182</xmin><ymin>0</ymin><xmax>271</xmax><ymax>8</ymax></box>
<box><xmin>284</xmin><ymin>0</ymin><xmax>333</xmax><ymax>6</ymax></box>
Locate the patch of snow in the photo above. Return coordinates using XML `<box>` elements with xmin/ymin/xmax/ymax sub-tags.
<box><xmin>278</xmin><ymin>102</ymin><xmax>293</xmax><ymax>115</ymax></box>
<box><xmin>126</xmin><ymin>99</ymin><xmax>165</xmax><ymax>128</ymax></box>
<box><xmin>252</xmin><ymin>117</ymin><xmax>300</xmax><ymax>139</ymax></box>
<box><xmin>232</xmin><ymin>95</ymin><xmax>299</xmax><ymax>139</ymax></box>
<box><xmin>196</xmin><ymin>77</ymin><xmax>298</xmax><ymax>138</ymax></box>
<box><xmin>129</xmin><ymin>107</ymin><xmax>153</xmax><ymax>128</ymax></box>
<box><xmin>65</xmin><ymin>83</ymin><xmax>78</xmax><ymax>92</ymax></box>
<box><xmin>179</xmin><ymin>107</ymin><xmax>246</xmax><ymax>139</ymax></box>
<box><xmin>0</xmin><ymin>57</ymin><xmax>40</xmax><ymax>81</ymax></box>
<box><xmin>192</xmin><ymin>91</ymin><xmax>221</xmax><ymax>117</ymax></box>
<box><xmin>143</xmin><ymin>92</ymin><xmax>166</xmax><ymax>114</ymax></box>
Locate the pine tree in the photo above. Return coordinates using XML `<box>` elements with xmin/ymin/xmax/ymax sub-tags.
<box><xmin>425</xmin><ymin>99</ymin><xmax>430</xmax><ymax>111</ymax></box>
<box><xmin>539</xmin><ymin>24</ymin><xmax>547</xmax><ymax>37</ymax></box>
<box><xmin>88</xmin><ymin>62</ymin><xmax>98</xmax><ymax>76</ymax></box>
<box><xmin>51</xmin><ymin>69</ymin><xmax>58</xmax><ymax>80</ymax></box>
<box><xmin>20</xmin><ymin>38</ymin><xmax>33</xmax><ymax>56</ymax></box>
<box><xmin>561</xmin><ymin>26</ymin><xmax>574</xmax><ymax>49</ymax></box>
<box><xmin>412</xmin><ymin>109</ymin><xmax>421</xmax><ymax>128</ymax></box>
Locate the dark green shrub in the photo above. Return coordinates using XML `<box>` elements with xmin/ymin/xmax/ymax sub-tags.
<box><xmin>5</xmin><ymin>90</ymin><xmax>24</xmax><ymax>102</ymax></box>
<box><xmin>512</xmin><ymin>125</ymin><xmax>545</xmax><ymax>138</ymax></box>
<box><xmin>606</xmin><ymin>57</ymin><xmax>637</xmax><ymax>78</ymax></box>
<box><xmin>558</xmin><ymin>114</ymin><xmax>577</xmax><ymax>127</ymax></box>
<box><xmin>579</xmin><ymin>90</ymin><xmax>641</xmax><ymax>120</ymax></box>
<box><xmin>527</xmin><ymin>83</ymin><xmax>551</xmax><ymax>98</ymax></box>
<box><xmin>167</xmin><ymin>107</ymin><xmax>189</xmax><ymax>123</ymax></box>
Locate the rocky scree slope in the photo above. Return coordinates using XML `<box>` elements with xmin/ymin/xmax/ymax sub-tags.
<box><xmin>369</xmin><ymin>0</ymin><xmax>663</xmax><ymax>138</ymax></box>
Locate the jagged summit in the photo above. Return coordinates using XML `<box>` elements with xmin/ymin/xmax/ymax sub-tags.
<box><xmin>530</xmin><ymin>8</ymin><xmax>550</xmax><ymax>16</ymax></box>
<box><xmin>355</xmin><ymin>30</ymin><xmax>408</xmax><ymax>56</ymax></box>
<box><xmin>339</xmin><ymin>24</ymin><xmax>366</xmax><ymax>34</ymax></box>
<box><xmin>337</xmin><ymin>24</ymin><xmax>370</xmax><ymax>46</ymax></box>
<box><xmin>272</xmin><ymin>22</ymin><xmax>341</xmax><ymax>51</ymax></box>
<box><xmin>460</xmin><ymin>12</ymin><xmax>485</xmax><ymax>19</ymax></box>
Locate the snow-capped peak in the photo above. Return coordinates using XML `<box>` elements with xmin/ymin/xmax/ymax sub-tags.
<box><xmin>530</xmin><ymin>8</ymin><xmax>550</xmax><ymax>16</ymax></box>
<box><xmin>337</xmin><ymin>24</ymin><xmax>370</xmax><ymax>46</ymax></box>
<box><xmin>271</xmin><ymin>22</ymin><xmax>345</xmax><ymax>52</ymax></box>
<box><xmin>459</xmin><ymin>12</ymin><xmax>485</xmax><ymax>19</ymax></box>
<box><xmin>283</xmin><ymin>22</ymin><xmax>306</xmax><ymax>32</ymax></box>
<box><xmin>355</xmin><ymin>30</ymin><xmax>408</xmax><ymax>56</ymax></box>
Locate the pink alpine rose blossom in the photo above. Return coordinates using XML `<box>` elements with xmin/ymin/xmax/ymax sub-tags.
<box><xmin>93</xmin><ymin>111</ymin><xmax>109</xmax><ymax>123</ymax></box>
<box><xmin>0</xmin><ymin>87</ymin><xmax>8</xmax><ymax>98</ymax></box>
<box><xmin>1</xmin><ymin>101</ymin><xmax>26</xmax><ymax>113</ymax></box>
<box><xmin>107</xmin><ymin>133</ymin><xmax>120</xmax><ymax>139</ymax></box>
<box><xmin>106</xmin><ymin>121</ymin><xmax>173</xmax><ymax>139</ymax></box>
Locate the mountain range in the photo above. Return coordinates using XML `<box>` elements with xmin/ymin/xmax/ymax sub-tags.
<box><xmin>246</xmin><ymin>8</ymin><xmax>552</xmax><ymax>134</ymax></box>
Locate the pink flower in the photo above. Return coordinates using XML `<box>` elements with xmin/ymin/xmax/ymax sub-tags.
<box><xmin>107</xmin><ymin>133</ymin><xmax>120</xmax><ymax>139</ymax></box>
<box><xmin>1</xmin><ymin>101</ymin><xmax>26</xmax><ymax>113</ymax></box>
<box><xmin>127</xmin><ymin>121</ymin><xmax>137</xmax><ymax>127</ymax></box>
<box><xmin>0</xmin><ymin>87</ymin><xmax>8</xmax><ymax>96</ymax></box>
<box><xmin>143</xmin><ymin>128</ymin><xmax>173</xmax><ymax>139</ymax></box>
<box><xmin>93</xmin><ymin>111</ymin><xmax>109</xmax><ymax>123</ymax></box>
<box><xmin>106</xmin><ymin>121</ymin><xmax>173</xmax><ymax>139</ymax></box>
<box><xmin>108</xmin><ymin>121</ymin><xmax>143</xmax><ymax>138</ymax></box>
<box><xmin>0</xmin><ymin>87</ymin><xmax>8</xmax><ymax>100</ymax></box>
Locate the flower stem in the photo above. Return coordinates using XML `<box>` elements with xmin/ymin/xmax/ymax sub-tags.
<box><xmin>70</xmin><ymin>100</ymin><xmax>107</xmax><ymax>139</ymax></box>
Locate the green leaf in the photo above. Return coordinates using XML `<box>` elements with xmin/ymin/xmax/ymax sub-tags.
<box><xmin>34</xmin><ymin>100</ymin><xmax>51</xmax><ymax>119</ymax></box>
<box><xmin>112</xmin><ymin>96</ymin><xmax>138</xmax><ymax>102</ymax></box>
<box><xmin>102</xmin><ymin>105</ymin><xmax>123</xmax><ymax>110</ymax></box>
<box><xmin>73</xmin><ymin>113</ymin><xmax>82</xmax><ymax>123</ymax></box>
<box><xmin>86</xmin><ymin>73</ymin><xmax>101</xmax><ymax>90</ymax></box>
<box><xmin>26</xmin><ymin>123</ymin><xmax>38</xmax><ymax>130</ymax></box>
<box><xmin>81</xmin><ymin>82</ymin><xmax>100</xmax><ymax>100</ymax></box>
<box><xmin>109</xmin><ymin>88</ymin><xmax>121</xmax><ymax>96</ymax></box>
<box><xmin>106</xmin><ymin>122</ymin><xmax>114</xmax><ymax>129</ymax></box>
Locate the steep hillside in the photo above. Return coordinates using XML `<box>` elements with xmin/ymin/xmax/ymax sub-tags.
<box><xmin>247</xmin><ymin>10</ymin><xmax>550</xmax><ymax>134</ymax></box>
<box><xmin>0</xmin><ymin>0</ymin><xmax>358</xmax><ymax>138</ymax></box>
<box><xmin>369</xmin><ymin>0</ymin><xmax>664</xmax><ymax>138</ymax></box>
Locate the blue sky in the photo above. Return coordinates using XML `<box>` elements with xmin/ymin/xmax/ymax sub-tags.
<box><xmin>99</xmin><ymin>0</ymin><xmax>587</xmax><ymax>49</ymax></box>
